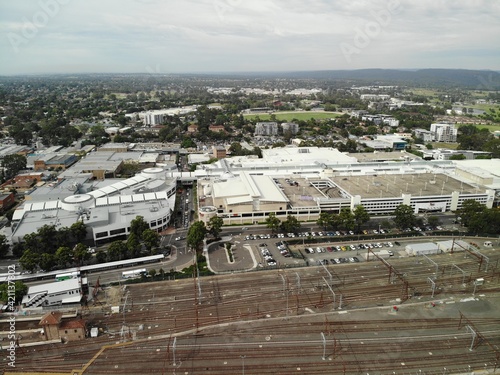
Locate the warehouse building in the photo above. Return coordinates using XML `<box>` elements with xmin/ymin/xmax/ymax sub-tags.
<box><xmin>405</xmin><ymin>243</ymin><xmax>440</xmax><ymax>256</ymax></box>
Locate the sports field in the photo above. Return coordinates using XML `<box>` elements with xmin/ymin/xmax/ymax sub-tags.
<box><xmin>243</xmin><ymin>111</ymin><xmax>343</xmax><ymax>121</ymax></box>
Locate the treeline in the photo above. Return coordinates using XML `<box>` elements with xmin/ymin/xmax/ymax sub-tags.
<box><xmin>16</xmin><ymin>216</ymin><xmax>161</xmax><ymax>273</ymax></box>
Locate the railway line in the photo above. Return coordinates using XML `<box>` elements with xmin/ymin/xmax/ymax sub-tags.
<box><xmin>2</xmin><ymin>247</ymin><xmax>500</xmax><ymax>374</ymax></box>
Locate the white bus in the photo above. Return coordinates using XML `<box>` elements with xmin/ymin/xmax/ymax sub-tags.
<box><xmin>122</xmin><ymin>268</ymin><xmax>147</xmax><ymax>279</ymax></box>
<box><xmin>55</xmin><ymin>271</ymin><xmax>80</xmax><ymax>281</ymax></box>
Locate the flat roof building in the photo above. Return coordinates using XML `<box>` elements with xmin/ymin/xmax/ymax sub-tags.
<box><xmin>10</xmin><ymin>167</ymin><xmax>176</xmax><ymax>244</ymax></box>
<box><xmin>22</xmin><ymin>278</ymin><xmax>82</xmax><ymax>309</ymax></box>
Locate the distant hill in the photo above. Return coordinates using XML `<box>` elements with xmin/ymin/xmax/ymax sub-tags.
<box><xmin>270</xmin><ymin>69</ymin><xmax>500</xmax><ymax>90</ymax></box>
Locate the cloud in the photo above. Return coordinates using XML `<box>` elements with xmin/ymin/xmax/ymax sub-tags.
<box><xmin>0</xmin><ymin>0</ymin><xmax>498</xmax><ymax>74</ymax></box>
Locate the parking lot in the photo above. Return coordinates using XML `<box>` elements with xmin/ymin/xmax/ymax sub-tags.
<box><xmin>242</xmin><ymin>230</ymin><xmax>401</xmax><ymax>266</ymax></box>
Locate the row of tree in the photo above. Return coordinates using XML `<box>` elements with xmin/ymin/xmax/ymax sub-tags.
<box><xmin>17</xmin><ymin>216</ymin><xmax>161</xmax><ymax>273</ymax></box>
<box><xmin>457</xmin><ymin>200</ymin><xmax>500</xmax><ymax>234</ymax></box>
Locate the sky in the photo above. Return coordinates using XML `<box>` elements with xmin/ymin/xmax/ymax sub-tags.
<box><xmin>0</xmin><ymin>0</ymin><xmax>499</xmax><ymax>75</ymax></box>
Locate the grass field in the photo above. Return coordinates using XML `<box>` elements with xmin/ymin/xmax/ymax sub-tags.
<box><xmin>458</xmin><ymin>123</ymin><xmax>500</xmax><ymax>132</ymax></box>
<box><xmin>243</xmin><ymin>111</ymin><xmax>342</xmax><ymax>122</ymax></box>
<box><xmin>431</xmin><ymin>142</ymin><xmax>459</xmax><ymax>150</ymax></box>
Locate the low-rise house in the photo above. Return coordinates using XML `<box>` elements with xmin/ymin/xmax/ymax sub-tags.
<box><xmin>39</xmin><ymin>311</ymin><xmax>86</xmax><ymax>342</ymax></box>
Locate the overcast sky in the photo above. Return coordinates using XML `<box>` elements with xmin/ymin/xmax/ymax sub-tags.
<box><xmin>1</xmin><ymin>0</ymin><xmax>499</xmax><ymax>75</ymax></box>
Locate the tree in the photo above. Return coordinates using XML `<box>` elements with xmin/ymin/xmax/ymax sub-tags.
<box><xmin>353</xmin><ymin>205</ymin><xmax>370</xmax><ymax>233</ymax></box>
<box><xmin>130</xmin><ymin>216</ymin><xmax>149</xmax><ymax>239</ymax></box>
<box><xmin>482</xmin><ymin>138</ymin><xmax>500</xmax><ymax>158</ymax></box>
<box><xmin>142</xmin><ymin>229</ymin><xmax>160</xmax><ymax>252</ymax></box>
<box><xmin>265</xmin><ymin>213</ymin><xmax>281</xmax><ymax>233</ymax></box>
<box><xmin>108</xmin><ymin>240</ymin><xmax>128</xmax><ymax>261</ymax></box>
<box><xmin>37</xmin><ymin>224</ymin><xmax>59</xmax><ymax>254</ymax></box>
<box><xmin>39</xmin><ymin>253</ymin><xmax>56</xmax><ymax>271</ymax></box>
<box><xmin>70</xmin><ymin>221</ymin><xmax>88</xmax><ymax>244</ymax></box>
<box><xmin>427</xmin><ymin>216</ymin><xmax>440</xmax><ymax>228</ymax></box>
<box><xmin>317</xmin><ymin>212</ymin><xmax>333</xmax><ymax>231</ymax></box>
<box><xmin>55</xmin><ymin>246</ymin><xmax>73</xmax><ymax>268</ymax></box>
<box><xmin>0</xmin><ymin>234</ymin><xmax>10</xmax><ymax>258</ymax></box>
<box><xmin>457</xmin><ymin>200</ymin><xmax>486</xmax><ymax>228</ymax></box>
<box><xmin>73</xmin><ymin>243</ymin><xmax>91</xmax><ymax>265</ymax></box>
<box><xmin>149</xmin><ymin>269</ymin><xmax>157</xmax><ymax>278</ymax></box>
<box><xmin>127</xmin><ymin>232</ymin><xmax>141</xmax><ymax>258</ymax></box>
<box><xmin>1</xmin><ymin>154</ymin><xmax>27</xmax><ymax>181</ymax></box>
<box><xmin>339</xmin><ymin>208</ymin><xmax>355</xmax><ymax>231</ymax></box>
<box><xmin>207</xmin><ymin>216</ymin><xmax>224</xmax><ymax>238</ymax></box>
<box><xmin>19</xmin><ymin>249</ymin><xmax>39</xmax><ymax>273</ymax></box>
<box><xmin>181</xmin><ymin>137</ymin><xmax>197</xmax><ymax>149</ymax></box>
<box><xmin>393</xmin><ymin>204</ymin><xmax>416</xmax><ymax>229</ymax></box>
<box><xmin>96</xmin><ymin>250</ymin><xmax>107</xmax><ymax>263</ymax></box>
<box><xmin>187</xmin><ymin>221</ymin><xmax>207</xmax><ymax>251</ymax></box>
<box><xmin>280</xmin><ymin>215</ymin><xmax>301</xmax><ymax>234</ymax></box>
<box><xmin>0</xmin><ymin>281</ymin><xmax>27</xmax><ymax>305</ymax></box>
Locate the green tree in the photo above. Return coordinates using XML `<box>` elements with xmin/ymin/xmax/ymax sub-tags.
<box><xmin>427</xmin><ymin>216</ymin><xmax>440</xmax><ymax>228</ymax></box>
<box><xmin>142</xmin><ymin>229</ymin><xmax>160</xmax><ymax>252</ymax></box>
<box><xmin>126</xmin><ymin>233</ymin><xmax>141</xmax><ymax>258</ymax></box>
<box><xmin>73</xmin><ymin>243</ymin><xmax>91</xmax><ymax>265</ymax></box>
<box><xmin>149</xmin><ymin>269</ymin><xmax>157</xmax><ymax>278</ymax></box>
<box><xmin>393</xmin><ymin>204</ymin><xmax>416</xmax><ymax>229</ymax></box>
<box><xmin>19</xmin><ymin>249</ymin><xmax>39</xmax><ymax>273</ymax></box>
<box><xmin>457</xmin><ymin>200</ymin><xmax>486</xmax><ymax>229</ymax></box>
<box><xmin>317</xmin><ymin>212</ymin><xmax>332</xmax><ymax>231</ymax></box>
<box><xmin>265</xmin><ymin>213</ymin><xmax>281</xmax><ymax>233</ymax></box>
<box><xmin>187</xmin><ymin>221</ymin><xmax>207</xmax><ymax>251</ymax></box>
<box><xmin>96</xmin><ymin>250</ymin><xmax>107</xmax><ymax>263</ymax></box>
<box><xmin>280</xmin><ymin>215</ymin><xmax>301</xmax><ymax>234</ymax></box>
<box><xmin>70</xmin><ymin>221</ymin><xmax>88</xmax><ymax>244</ymax></box>
<box><xmin>481</xmin><ymin>209</ymin><xmax>500</xmax><ymax>234</ymax></box>
<box><xmin>339</xmin><ymin>208</ymin><xmax>355</xmax><ymax>231</ymax></box>
<box><xmin>449</xmin><ymin>154</ymin><xmax>466</xmax><ymax>160</ymax></box>
<box><xmin>353</xmin><ymin>205</ymin><xmax>370</xmax><ymax>233</ymax></box>
<box><xmin>37</xmin><ymin>224</ymin><xmax>59</xmax><ymax>254</ymax></box>
<box><xmin>39</xmin><ymin>253</ymin><xmax>56</xmax><ymax>271</ymax></box>
<box><xmin>1</xmin><ymin>154</ymin><xmax>27</xmax><ymax>181</ymax></box>
<box><xmin>181</xmin><ymin>137</ymin><xmax>197</xmax><ymax>149</ymax></box>
<box><xmin>130</xmin><ymin>216</ymin><xmax>149</xmax><ymax>239</ymax></box>
<box><xmin>0</xmin><ymin>281</ymin><xmax>27</xmax><ymax>305</ymax></box>
<box><xmin>482</xmin><ymin>138</ymin><xmax>500</xmax><ymax>158</ymax></box>
<box><xmin>108</xmin><ymin>240</ymin><xmax>128</xmax><ymax>261</ymax></box>
<box><xmin>207</xmin><ymin>216</ymin><xmax>224</xmax><ymax>238</ymax></box>
<box><xmin>0</xmin><ymin>234</ymin><xmax>10</xmax><ymax>258</ymax></box>
<box><xmin>55</xmin><ymin>246</ymin><xmax>73</xmax><ymax>268</ymax></box>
